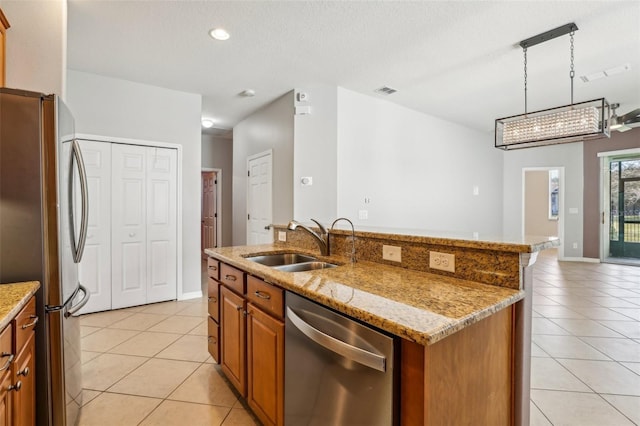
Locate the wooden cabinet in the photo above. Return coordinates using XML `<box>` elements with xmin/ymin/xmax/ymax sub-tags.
<box><xmin>0</xmin><ymin>8</ymin><xmax>9</xmax><ymax>87</ymax></box>
<box><xmin>246</xmin><ymin>302</ymin><xmax>284</xmax><ymax>426</ymax></box>
<box><xmin>220</xmin><ymin>285</ymin><xmax>246</xmax><ymax>396</ymax></box>
<box><xmin>0</xmin><ymin>295</ymin><xmax>36</xmax><ymax>426</ymax></box>
<box><xmin>206</xmin><ymin>257</ymin><xmax>221</xmax><ymax>363</ymax></box>
<box><xmin>214</xmin><ymin>260</ymin><xmax>285</xmax><ymax>426</ymax></box>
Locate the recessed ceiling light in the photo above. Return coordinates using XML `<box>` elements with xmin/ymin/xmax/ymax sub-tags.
<box><xmin>239</xmin><ymin>89</ymin><xmax>255</xmax><ymax>97</ymax></box>
<box><xmin>374</xmin><ymin>86</ymin><xmax>397</xmax><ymax>95</ymax></box>
<box><xmin>209</xmin><ymin>28</ymin><xmax>230</xmax><ymax>41</ymax></box>
<box><xmin>201</xmin><ymin>118</ymin><xmax>215</xmax><ymax>128</ymax></box>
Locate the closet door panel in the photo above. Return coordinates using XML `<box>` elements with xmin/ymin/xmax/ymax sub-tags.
<box><xmin>77</xmin><ymin>140</ymin><xmax>112</xmax><ymax>314</ymax></box>
<box><xmin>146</xmin><ymin>147</ymin><xmax>177</xmax><ymax>303</ymax></box>
<box><xmin>112</xmin><ymin>144</ymin><xmax>147</xmax><ymax>309</ymax></box>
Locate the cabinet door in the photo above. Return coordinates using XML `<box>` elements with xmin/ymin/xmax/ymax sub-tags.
<box><xmin>0</xmin><ymin>370</ymin><xmax>10</xmax><ymax>426</ymax></box>
<box><xmin>111</xmin><ymin>144</ymin><xmax>147</xmax><ymax>309</ymax></box>
<box><xmin>220</xmin><ymin>286</ymin><xmax>246</xmax><ymax>396</ymax></box>
<box><xmin>246</xmin><ymin>303</ymin><xmax>284</xmax><ymax>426</ymax></box>
<box><xmin>12</xmin><ymin>335</ymin><xmax>35</xmax><ymax>426</ymax></box>
<box><xmin>145</xmin><ymin>146</ymin><xmax>177</xmax><ymax>303</ymax></box>
<box><xmin>77</xmin><ymin>140</ymin><xmax>112</xmax><ymax>314</ymax></box>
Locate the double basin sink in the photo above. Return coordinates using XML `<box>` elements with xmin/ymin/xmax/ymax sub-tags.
<box><xmin>244</xmin><ymin>253</ymin><xmax>338</xmax><ymax>272</ymax></box>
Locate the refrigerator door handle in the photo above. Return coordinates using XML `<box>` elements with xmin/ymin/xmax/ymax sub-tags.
<box><xmin>64</xmin><ymin>284</ymin><xmax>89</xmax><ymax>318</ymax></box>
<box><xmin>69</xmin><ymin>139</ymin><xmax>89</xmax><ymax>263</ymax></box>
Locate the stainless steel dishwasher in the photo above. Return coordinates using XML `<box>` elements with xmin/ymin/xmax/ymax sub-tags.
<box><xmin>285</xmin><ymin>292</ymin><xmax>398</xmax><ymax>425</ymax></box>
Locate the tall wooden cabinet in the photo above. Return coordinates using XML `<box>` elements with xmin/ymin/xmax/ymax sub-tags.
<box><xmin>0</xmin><ymin>8</ymin><xmax>9</xmax><ymax>87</ymax></box>
<box><xmin>77</xmin><ymin>139</ymin><xmax>179</xmax><ymax>313</ymax></box>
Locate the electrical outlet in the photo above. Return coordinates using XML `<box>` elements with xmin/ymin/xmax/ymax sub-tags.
<box><xmin>430</xmin><ymin>251</ymin><xmax>455</xmax><ymax>273</ymax></box>
<box><xmin>278</xmin><ymin>231</ymin><xmax>287</xmax><ymax>242</ymax></box>
<box><xmin>382</xmin><ymin>245</ymin><xmax>402</xmax><ymax>262</ymax></box>
<box><xmin>358</xmin><ymin>210</ymin><xmax>368</xmax><ymax>220</ymax></box>
<box><xmin>572</xmin><ymin>242</ymin><xmax>578</xmax><ymax>249</ymax></box>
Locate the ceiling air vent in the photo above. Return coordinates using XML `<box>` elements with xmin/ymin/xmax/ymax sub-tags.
<box><xmin>374</xmin><ymin>86</ymin><xmax>397</xmax><ymax>95</ymax></box>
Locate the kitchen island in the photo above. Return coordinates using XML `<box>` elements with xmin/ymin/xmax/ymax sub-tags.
<box><xmin>205</xmin><ymin>227</ymin><xmax>557</xmax><ymax>425</ymax></box>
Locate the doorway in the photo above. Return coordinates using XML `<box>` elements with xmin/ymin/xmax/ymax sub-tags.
<box><xmin>603</xmin><ymin>155</ymin><xmax>640</xmax><ymax>263</ymax></box>
<box><xmin>201</xmin><ymin>169</ymin><xmax>221</xmax><ymax>258</ymax></box>
<box><xmin>246</xmin><ymin>150</ymin><xmax>273</xmax><ymax>245</ymax></box>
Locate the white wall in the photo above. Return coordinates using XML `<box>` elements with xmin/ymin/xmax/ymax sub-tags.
<box><xmin>202</xmin><ymin>134</ymin><xmax>233</xmax><ymax>247</ymax></box>
<box><xmin>336</xmin><ymin>88</ymin><xmax>504</xmax><ymax>235</ymax></box>
<box><xmin>66</xmin><ymin>70</ymin><xmax>202</xmax><ymax>296</ymax></box>
<box><xmin>232</xmin><ymin>92</ymin><xmax>294</xmax><ymax>245</ymax></box>
<box><xmin>293</xmin><ymin>86</ymin><xmax>338</xmax><ymax>223</ymax></box>
<box><xmin>503</xmin><ymin>143</ymin><xmax>583</xmax><ymax>258</ymax></box>
<box><xmin>1</xmin><ymin>0</ymin><xmax>66</xmax><ymax>96</ymax></box>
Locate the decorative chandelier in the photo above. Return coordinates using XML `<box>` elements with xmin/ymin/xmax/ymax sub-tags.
<box><xmin>495</xmin><ymin>23</ymin><xmax>610</xmax><ymax>150</ymax></box>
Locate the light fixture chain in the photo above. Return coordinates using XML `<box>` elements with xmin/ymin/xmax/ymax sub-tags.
<box><xmin>569</xmin><ymin>30</ymin><xmax>575</xmax><ymax>105</ymax></box>
<box><xmin>523</xmin><ymin>46</ymin><xmax>528</xmax><ymax>115</ymax></box>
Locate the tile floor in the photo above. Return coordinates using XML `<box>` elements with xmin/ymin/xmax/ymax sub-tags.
<box><xmin>77</xmin><ymin>249</ymin><xmax>639</xmax><ymax>425</ymax></box>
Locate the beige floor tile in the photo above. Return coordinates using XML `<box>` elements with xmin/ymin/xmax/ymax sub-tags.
<box><xmin>177</xmin><ymin>301</ymin><xmax>209</xmax><ymax>317</ymax></box>
<box><xmin>531</xmin><ymin>389</ymin><xmax>635</xmax><ymax>426</ymax></box>
<box><xmin>188</xmin><ymin>319</ymin><xmax>208</xmax><ymax>336</ymax></box>
<box><xmin>82</xmin><ymin>353</ymin><xmax>148</xmax><ymax>391</ymax></box>
<box><xmin>531</xmin><ymin>357</ymin><xmax>591</xmax><ymax>392</ymax></box>
<box><xmin>532</xmin><ymin>335</ymin><xmax>610</xmax><ymax>360</ymax></box>
<box><xmin>531</xmin><ymin>342</ymin><xmax>550</xmax><ymax>358</ymax></box>
<box><xmin>81</xmin><ymin>351</ymin><xmax>101</xmax><ymax>364</ymax></box>
<box><xmin>168</xmin><ymin>363</ymin><xmax>238</xmax><ymax>407</ymax></box>
<box><xmin>108</xmin><ymin>312</ymin><xmax>169</xmax><ymax>331</ymax></box>
<box><xmin>533</xmin><ymin>305</ymin><xmax>587</xmax><ymax>319</ymax></box>
<box><xmin>558</xmin><ymin>359</ymin><xmax>640</xmax><ymax>396</ymax></box>
<box><xmin>141</xmin><ymin>301</ymin><xmax>186</xmax><ymax>315</ymax></box>
<box><xmin>530</xmin><ymin>402</ymin><xmax>552</xmax><ymax>426</ymax></box>
<box><xmin>81</xmin><ymin>390</ymin><xmax>101</xmax><ymax>407</ymax></box>
<box><xmin>79</xmin><ymin>392</ymin><xmax>161</xmax><ymax>426</ymax></box>
<box><xmin>156</xmin><ymin>335</ymin><xmax>210</xmax><ymax>362</ymax></box>
<box><xmin>580</xmin><ymin>337</ymin><xmax>640</xmax><ymax>363</ymax></box>
<box><xmin>81</xmin><ymin>328</ymin><xmax>140</xmax><ymax>352</ymax></box>
<box><xmin>611</xmin><ymin>307</ymin><xmax>640</xmax><ymax>321</ymax></box>
<box><xmin>222</xmin><ymin>407</ymin><xmax>260</xmax><ymax>425</ymax></box>
<box><xmin>601</xmin><ymin>394</ymin><xmax>640</xmax><ymax>425</ymax></box>
<box><xmin>569</xmin><ymin>306</ymin><xmax>637</xmax><ymax>321</ymax></box>
<box><xmin>140</xmin><ymin>400</ymin><xmax>230</xmax><ymax>426</ymax></box>
<box><xmin>532</xmin><ymin>318</ymin><xmax>571</xmax><ymax>335</ymax></box>
<box><xmin>587</xmin><ymin>297</ymin><xmax>640</xmax><ymax>309</ymax></box>
<box><xmin>108</xmin><ymin>358</ymin><xmax>200</xmax><ymax>398</ymax></box>
<box><xmin>148</xmin><ymin>315</ymin><xmax>204</xmax><ymax>334</ymax></box>
<box><xmin>621</xmin><ymin>362</ymin><xmax>640</xmax><ymax>375</ymax></box>
<box><xmin>108</xmin><ymin>331</ymin><xmax>182</xmax><ymax>357</ymax></box>
<box><xmin>80</xmin><ymin>309</ymin><xmax>135</xmax><ymax>327</ymax></box>
<box><xmin>599</xmin><ymin>320</ymin><xmax>640</xmax><ymax>339</ymax></box>
<box><xmin>80</xmin><ymin>326</ymin><xmax>102</xmax><ymax>338</ymax></box>
<box><xmin>549</xmin><ymin>318</ymin><xmax>625</xmax><ymax>338</ymax></box>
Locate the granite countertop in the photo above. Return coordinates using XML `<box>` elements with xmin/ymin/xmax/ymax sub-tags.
<box><xmin>205</xmin><ymin>245</ymin><xmax>524</xmax><ymax>345</ymax></box>
<box><xmin>0</xmin><ymin>281</ymin><xmax>40</xmax><ymax>331</ymax></box>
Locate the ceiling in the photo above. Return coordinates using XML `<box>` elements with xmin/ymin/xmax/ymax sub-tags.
<box><xmin>67</xmin><ymin>1</ymin><xmax>640</xmax><ymax>137</ymax></box>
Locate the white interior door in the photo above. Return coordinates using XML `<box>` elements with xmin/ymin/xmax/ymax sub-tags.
<box><xmin>247</xmin><ymin>151</ymin><xmax>273</xmax><ymax>245</ymax></box>
<box><xmin>77</xmin><ymin>140</ymin><xmax>112</xmax><ymax>314</ymax></box>
<box><xmin>146</xmin><ymin>147</ymin><xmax>177</xmax><ymax>303</ymax></box>
<box><xmin>112</xmin><ymin>144</ymin><xmax>147</xmax><ymax>309</ymax></box>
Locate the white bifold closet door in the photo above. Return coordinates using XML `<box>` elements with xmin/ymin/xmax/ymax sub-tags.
<box><xmin>112</xmin><ymin>144</ymin><xmax>177</xmax><ymax>309</ymax></box>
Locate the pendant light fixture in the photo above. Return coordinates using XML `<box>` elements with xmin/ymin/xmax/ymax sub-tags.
<box><xmin>495</xmin><ymin>23</ymin><xmax>610</xmax><ymax>150</ymax></box>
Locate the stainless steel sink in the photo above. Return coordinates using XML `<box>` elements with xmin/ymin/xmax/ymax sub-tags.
<box><xmin>245</xmin><ymin>253</ymin><xmax>317</xmax><ymax>267</ymax></box>
<box><xmin>273</xmin><ymin>261</ymin><xmax>338</xmax><ymax>272</ymax></box>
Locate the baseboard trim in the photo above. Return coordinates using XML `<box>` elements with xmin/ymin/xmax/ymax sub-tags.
<box><xmin>558</xmin><ymin>257</ymin><xmax>600</xmax><ymax>263</ymax></box>
<box><xmin>179</xmin><ymin>290</ymin><xmax>203</xmax><ymax>300</ymax></box>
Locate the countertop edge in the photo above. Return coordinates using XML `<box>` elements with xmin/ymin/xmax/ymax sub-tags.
<box><xmin>0</xmin><ymin>281</ymin><xmax>40</xmax><ymax>331</ymax></box>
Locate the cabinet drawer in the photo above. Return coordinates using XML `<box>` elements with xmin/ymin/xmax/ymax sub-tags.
<box><xmin>0</xmin><ymin>325</ymin><xmax>12</xmax><ymax>373</ymax></box>
<box><xmin>207</xmin><ymin>258</ymin><xmax>220</xmax><ymax>280</ymax></box>
<box><xmin>207</xmin><ymin>317</ymin><xmax>219</xmax><ymax>364</ymax></box>
<box><xmin>247</xmin><ymin>276</ymin><xmax>284</xmax><ymax>319</ymax></box>
<box><xmin>220</xmin><ymin>263</ymin><xmax>245</xmax><ymax>295</ymax></box>
<box><xmin>208</xmin><ymin>278</ymin><xmax>220</xmax><ymax>322</ymax></box>
<box><xmin>13</xmin><ymin>296</ymin><xmax>37</xmax><ymax>352</ymax></box>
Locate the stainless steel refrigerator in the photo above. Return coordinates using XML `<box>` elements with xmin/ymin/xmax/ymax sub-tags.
<box><xmin>0</xmin><ymin>88</ymin><xmax>90</xmax><ymax>425</ymax></box>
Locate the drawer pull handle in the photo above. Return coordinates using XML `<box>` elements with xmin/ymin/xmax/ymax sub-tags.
<box><xmin>236</xmin><ymin>305</ymin><xmax>243</xmax><ymax>311</ymax></box>
<box><xmin>0</xmin><ymin>353</ymin><xmax>14</xmax><ymax>372</ymax></box>
<box><xmin>208</xmin><ymin>265</ymin><xmax>217</xmax><ymax>271</ymax></box>
<box><xmin>21</xmin><ymin>315</ymin><xmax>39</xmax><ymax>329</ymax></box>
<box><xmin>8</xmin><ymin>381</ymin><xmax>22</xmax><ymax>392</ymax></box>
<box><xmin>225</xmin><ymin>275</ymin><xmax>237</xmax><ymax>282</ymax></box>
<box><xmin>208</xmin><ymin>296</ymin><xmax>217</xmax><ymax>303</ymax></box>
<box><xmin>208</xmin><ymin>336</ymin><xmax>217</xmax><ymax>344</ymax></box>
<box><xmin>17</xmin><ymin>367</ymin><xmax>29</xmax><ymax>377</ymax></box>
<box><xmin>254</xmin><ymin>290</ymin><xmax>271</xmax><ymax>300</ymax></box>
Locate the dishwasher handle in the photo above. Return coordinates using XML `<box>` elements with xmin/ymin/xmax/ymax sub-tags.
<box><xmin>286</xmin><ymin>306</ymin><xmax>386</xmax><ymax>372</ymax></box>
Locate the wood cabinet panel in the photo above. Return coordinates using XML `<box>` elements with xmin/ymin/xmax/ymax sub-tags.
<box><xmin>207</xmin><ymin>317</ymin><xmax>219</xmax><ymax>363</ymax></box>
<box><xmin>246</xmin><ymin>303</ymin><xmax>284</xmax><ymax>426</ymax></box>
<box><xmin>207</xmin><ymin>278</ymin><xmax>220</xmax><ymax>322</ymax></box>
<box><xmin>246</xmin><ymin>276</ymin><xmax>283</xmax><ymax>319</ymax></box>
<box><xmin>220</xmin><ymin>263</ymin><xmax>245</xmax><ymax>295</ymax></box>
<box><xmin>0</xmin><ymin>8</ymin><xmax>9</xmax><ymax>87</ymax></box>
<box><xmin>207</xmin><ymin>258</ymin><xmax>220</xmax><ymax>280</ymax></box>
<box><xmin>220</xmin><ymin>285</ymin><xmax>246</xmax><ymax>396</ymax></box>
<box><xmin>0</xmin><ymin>370</ymin><xmax>11</xmax><ymax>426</ymax></box>
<box><xmin>11</xmin><ymin>335</ymin><xmax>34</xmax><ymax>426</ymax></box>
<box><xmin>12</xmin><ymin>297</ymin><xmax>36</xmax><ymax>354</ymax></box>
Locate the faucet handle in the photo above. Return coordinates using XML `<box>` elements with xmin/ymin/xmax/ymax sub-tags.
<box><xmin>310</xmin><ymin>219</ymin><xmax>328</xmax><ymax>235</ymax></box>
